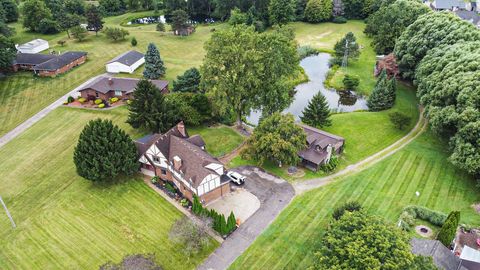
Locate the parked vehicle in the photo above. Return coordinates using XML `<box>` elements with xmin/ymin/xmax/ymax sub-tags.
<box><xmin>226</xmin><ymin>171</ymin><xmax>246</xmax><ymax>185</ymax></box>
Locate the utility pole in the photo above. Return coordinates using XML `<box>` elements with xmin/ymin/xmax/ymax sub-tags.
<box><xmin>0</xmin><ymin>196</ymin><xmax>16</xmax><ymax>229</ymax></box>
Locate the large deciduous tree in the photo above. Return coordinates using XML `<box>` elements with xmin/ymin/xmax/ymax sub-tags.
<box><xmin>300</xmin><ymin>92</ymin><xmax>332</xmax><ymax>128</ymax></box>
<box><xmin>242</xmin><ymin>112</ymin><xmax>306</xmax><ymax>167</ymax></box>
<box><xmin>415</xmin><ymin>41</ymin><xmax>480</xmax><ymax>176</ymax></box>
<box><xmin>0</xmin><ymin>34</ymin><xmax>15</xmax><ymax>70</ymax></box>
<box><xmin>268</xmin><ymin>0</ymin><xmax>295</xmax><ymax>25</ymax></box>
<box><xmin>86</xmin><ymin>4</ymin><xmax>104</xmax><ymax>35</ymax></box>
<box><xmin>304</xmin><ymin>0</ymin><xmax>332</xmax><ymax>23</ymax></box>
<box><xmin>201</xmin><ymin>25</ymin><xmax>298</xmax><ymax>127</ymax></box>
<box><xmin>73</xmin><ymin>119</ymin><xmax>139</xmax><ymax>182</ymax></box>
<box><xmin>127</xmin><ymin>79</ymin><xmax>175</xmax><ymax>133</ymax></box>
<box><xmin>143</xmin><ymin>43</ymin><xmax>166</xmax><ymax>79</ymax></box>
<box><xmin>312</xmin><ymin>210</ymin><xmax>437</xmax><ymax>269</ymax></box>
<box><xmin>394</xmin><ymin>12</ymin><xmax>480</xmax><ymax>80</ymax></box>
<box><xmin>22</xmin><ymin>0</ymin><xmax>53</xmax><ymax>32</ymax></box>
<box><xmin>365</xmin><ymin>0</ymin><xmax>431</xmax><ymax>55</ymax></box>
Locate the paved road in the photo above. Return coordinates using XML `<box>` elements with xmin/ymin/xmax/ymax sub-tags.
<box><xmin>198</xmin><ymin>166</ymin><xmax>295</xmax><ymax>270</ymax></box>
<box><xmin>294</xmin><ymin>108</ymin><xmax>427</xmax><ymax>194</ymax></box>
<box><xmin>0</xmin><ymin>74</ymin><xmax>108</xmax><ymax>149</ymax></box>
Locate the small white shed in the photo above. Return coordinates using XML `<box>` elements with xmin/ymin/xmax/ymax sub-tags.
<box><xmin>16</xmin><ymin>39</ymin><xmax>49</xmax><ymax>54</ymax></box>
<box><xmin>106</xmin><ymin>50</ymin><xmax>145</xmax><ymax>73</ymax></box>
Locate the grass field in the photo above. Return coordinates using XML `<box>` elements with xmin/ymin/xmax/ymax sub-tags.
<box><xmin>291</xmin><ymin>21</ymin><xmax>377</xmax><ymax>95</ymax></box>
<box><xmin>229</xmin><ymin>83</ymin><xmax>419</xmax><ymax>181</ymax></box>
<box><xmin>189</xmin><ymin>125</ymin><xmax>244</xmax><ymax>157</ymax></box>
<box><xmin>0</xmin><ymin>13</ymin><xmax>225</xmax><ymax>137</ymax></box>
<box><xmin>230</xmin><ymin>131</ymin><xmax>480</xmax><ymax>269</ymax></box>
<box><xmin>0</xmin><ymin>106</ymin><xmax>218</xmax><ymax>270</ymax></box>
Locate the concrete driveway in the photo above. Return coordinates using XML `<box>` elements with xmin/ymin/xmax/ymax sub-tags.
<box><xmin>198</xmin><ymin>166</ymin><xmax>295</xmax><ymax>270</ymax></box>
<box><xmin>206</xmin><ymin>188</ymin><xmax>260</xmax><ymax>225</ymax></box>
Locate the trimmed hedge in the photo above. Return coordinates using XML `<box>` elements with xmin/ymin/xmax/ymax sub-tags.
<box><xmin>398</xmin><ymin>205</ymin><xmax>447</xmax><ymax>231</ymax></box>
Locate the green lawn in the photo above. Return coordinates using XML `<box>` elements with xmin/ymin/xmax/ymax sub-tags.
<box><xmin>188</xmin><ymin>125</ymin><xmax>245</xmax><ymax>157</ymax></box>
<box><xmin>229</xmin><ymin>83</ymin><xmax>419</xmax><ymax>181</ymax></box>
<box><xmin>291</xmin><ymin>21</ymin><xmax>377</xmax><ymax>95</ymax></box>
<box><xmin>0</xmin><ymin>13</ymin><xmax>225</xmax><ymax>137</ymax></box>
<box><xmin>230</xmin><ymin>131</ymin><xmax>480</xmax><ymax>269</ymax></box>
<box><xmin>0</xmin><ymin>106</ymin><xmax>217</xmax><ymax>270</ymax></box>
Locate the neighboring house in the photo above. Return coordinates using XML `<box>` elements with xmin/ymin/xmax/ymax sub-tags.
<box><xmin>455</xmin><ymin>10</ymin><xmax>480</xmax><ymax>27</ymax></box>
<box><xmin>11</xmin><ymin>51</ymin><xmax>87</xmax><ymax>77</ymax></box>
<box><xmin>298</xmin><ymin>124</ymin><xmax>345</xmax><ymax>171</ymax></box>
<box><xmin>135</xmin><ymin>122</ymin><xmax>231</xmax><ymax>204</ymax></box>
<box><xmin>411</xmin><ymin>238</ymin><xmax>480</xmax><ymax>270</ymax></box>
<box><xmin>106</xmin><ymin>50</ymin><xmax>145</xmax><ymax>74</ymax></box>
<box><xmin>15</xmin><ymin>39</ymin><xmax>49</xmax><ymax>54</ymax></box>
<box><xmin>434</xmin><ymin>0</ymin><xmax>466</xmax><ymax>10</ymax></box>
<box><xmin>12</xmin><ymin>53</ymin><xmax>56</xmax><ymax>71</ymax></box>
<box><xmin>78</xmin><ymin>76</ymin><xmax>168</xmax><ymax>101</ymax></box>
<box><xmin>33</xmin><ymin>51</ymin><xmax>87</xmax><ymax>77</ymax></box>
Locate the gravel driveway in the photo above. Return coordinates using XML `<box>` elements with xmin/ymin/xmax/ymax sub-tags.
<box><xmin>198</xmin><ymin>166</ymin><xmax>295</xmax><ymax>270</ymax></box>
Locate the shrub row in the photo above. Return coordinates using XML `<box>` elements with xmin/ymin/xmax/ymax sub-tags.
<box><xmin>192</xmin><ymin>195</ymin><xmax>236</xmax><ymax>236</ymax></box>
<box><xmin>398</xmin><ymin>205</ymin><xmax>447</xmax><ymax>231</ymax></box>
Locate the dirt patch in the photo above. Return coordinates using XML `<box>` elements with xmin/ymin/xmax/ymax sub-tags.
<box><xmin>415</xmin><ymin>225</ymin><xmax>434</xmax><ymax>238</ymax></box>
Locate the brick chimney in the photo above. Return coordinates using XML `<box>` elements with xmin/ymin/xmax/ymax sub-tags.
<box><xmin>177</xmin><ymin>121</ymin><xmax>186</xmax><ymax>137</ymax></box>
<box><xmin>108</xmin><ymin>77</ymin><xmax>113</xmax><ymax>85</ymax></box>
<box><xmin>173</xmin><ymin>156</ymin><xmax>182</xmax><ymax>171</ymax></box>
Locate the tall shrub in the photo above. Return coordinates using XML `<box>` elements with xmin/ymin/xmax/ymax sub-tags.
<box><xmin>437</xmin><ymin>211</ymin><xmax>460</xmax><ymax>247</ymax></box>
<box><xmin>143</xmin><ymin>43</ymin><xmax>166</xmax><ymax>79</ymax></box>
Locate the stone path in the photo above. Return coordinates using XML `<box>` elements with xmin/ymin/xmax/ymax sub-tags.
<box><xmin>0</xmin><ymin>74</ymin><xmax>109</xmax><ymax>149</ymax></box>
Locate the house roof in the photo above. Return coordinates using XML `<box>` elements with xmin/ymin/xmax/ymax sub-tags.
<box><xmin>33</xmin><ymin>51</ymin><xmax>87</xmax><ymax>71</ymax></box>
<box><xmin>411</xmin><ymin>238</ymin><xmax>480</xmax><ymax>270</ymax></box>
<box><xmin>435</xmin><ymin>0</ymin><xmax>466</xmax><ymax>9</ymax></box>
<box><xmin>13</xmin><ymin>53</ymin><xmax>57</xmax><ymax>65</ymax></box>
<box><xmin>16</xmin><ymin>39</ymin><xmax>48</xmax><ymax>50</ymax></box>
<box><xmin>455</xmin><ymin>10</ymin><xmax>480</xmax><ymax>26</ymax></box>
<box><xmin>78</xmin><ymin>77</ymin><xmax>169</xmax><ymax>94</ymax></box>
<box><xmin>298</xmin><ymin>124</ymin><xmax>345</xmax><ymax>165</ymax></box>
<box><xmin>135</xmin><ymin>123</ymin><xmax>223</xmax><ymax>188</ymax></box>
<box><xmin>107</xmin><ymin>50</ymin><xmax>144</xmax><ymax>66</ymax></box>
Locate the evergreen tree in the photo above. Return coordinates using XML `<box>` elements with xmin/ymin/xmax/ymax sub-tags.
<box><xmin>386</xmin><ymin>74</ymin><xmax>396</xmax><ymax>105</ymax></box>
<box><xmin>0</xmin><ymin>35</ymin><xmax>16</xmax><ymax>70</ymax></box>
<box><xmin>268</xmin><ymin>0</ymin><xmax>295</xmax><ymax>25</ymax></box>
<box><xmin>437</xmin><ymin>211</ymin><xmax>460</xmax><ymax>247</ymax></box>
<box><xmin>127</xmin><ymin>79</ymin><xmax>174</xmax><ymax>133</ymax></box>
<box><xmin>367</xmin><ymin>69</ymin><xmax>394</xmax><ymax>111</ymax></box>
<box><xmin>300</xmin><ymin>92</ymin><xmax>332</xmax><ymax>128</ymax></box>
<box><xmin>0</xmin><ymin>0</ymin><xmax>18</xmax><ymax>22</ymax></box>
<box><xmin>73</xmin><ymin>119</ymin><xmax>139</xmax><ymax>181</ymax></box>
<box><xmin>143</xmin><ymin>43</ymin><xmax>166</xmax><ymax>79</ymax></box>
<box><xmin>227</xmin><ymin>212</ymin><xmax>236</xmax><ymax>233</ymax></box>
<box><xmin>332</xmin><ymin>0</ymin><xmax>344</xmax><ymax>17</ymax></box>
<box><xmin>172</xmin><ymin>67</ymin><xmax>202</xmax><ymax>93</ymax></box>
<box><xmin>131</xmin><ymin>36</ymin><xmax>137</xmax><ymax>46</ymax></box>
<box><xmin>333</xmin><ymin>32</ymin><xmax>360</xmax><ymax>59</ymax></box>
<box><xmin>219</xmin><ymin>214</ymin><xmax>228</xmax><ymax>235</ymax></box>
<box><xmin>86</xmin><ymin>4</ymin><xmax>103</xmax><ymax>35</ymax></box>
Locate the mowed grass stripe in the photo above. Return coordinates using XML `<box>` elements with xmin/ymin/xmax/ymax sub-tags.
<box><xmin>229</xmin><ymin>131</ymin><xmax>480</xmax><ymax>269</ymax></box>
<box><xmin>0</xmin><ymin>107</ymin><xmax>217</xmax><ymax>269</ymax></box>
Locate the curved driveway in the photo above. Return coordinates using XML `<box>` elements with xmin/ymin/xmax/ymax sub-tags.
<box><xmin>198</xmin><ymin>166</ymin><xmax>295</xmax><ymax>270</ymax></box>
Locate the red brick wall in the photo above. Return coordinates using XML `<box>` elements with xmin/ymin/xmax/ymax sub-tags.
<box><xmin>37</xmin><ymin>55</ymin><xmax>87</xmax><ymax>77</ymax></box>
<box><xmin>200</xmin><ymin>182</ymin><xmax>230</xmax><ymax>204</ymax></box>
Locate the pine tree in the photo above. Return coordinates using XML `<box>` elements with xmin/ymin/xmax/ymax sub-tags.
<box><xmin>143</xmin><ymin>43</ymin><xmax>166</xmax><ymax>79</ymax></box>
<box><xmin>300</xmin><ymin>92</ymin><xmax>332</xmax><ymax>128</ymax></box>
<box><xmin>437</xmin><ymin>211</ymin><xmax>460</xmax><ymax>247</ymax></box>
<box><xmin>127</xmin><ymin>79</ymin><xmax>175</xmax><ymax>133</ymax></box>
<box><xmin>219</xmin><ymin>214</ymin><xmax>228</xmax><ymax>235</ymax></box>
<box><xmin>227</xmin><ymin>212</ymin><xmax>236</xmax><ymax>233</ymax></box>
<box><xmin>73</xmin><ymin>119</ymin><xmax>139</xmax><ymax>181</ymax></box>
<box><xmin>386</xmin><ymin>75</ymin><xmax>396</xmax><ymax>106</ymax></box>
<box><xmin>367</xmin><ymin>69</ymin><xmax>392</xmax><ymax>111</ymax></box>
<box><xmin>172</xmin><ymin>67</ymin><xmax>202</xmax><ymax>93</ymax></box>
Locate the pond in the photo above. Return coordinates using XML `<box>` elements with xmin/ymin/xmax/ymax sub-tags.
<box><xmin>127</xmin><ymin>15</ymin><xmax>166</xmax><ymax>25</ymax></box>
<box><xmin>246</xmin><ymin>53</ymin><xmax>368</xmax><ymax>125</ymax></box>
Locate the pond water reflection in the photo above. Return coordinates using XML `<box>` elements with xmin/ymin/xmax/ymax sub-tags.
<box><xmin>246</xmin><ymin>53</ymin><xmax>368</xmax><ymax>125</ymax></box>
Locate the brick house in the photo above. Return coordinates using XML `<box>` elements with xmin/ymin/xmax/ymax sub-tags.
<box><xmin>33</xmin><ymin>51</ymin><xmax>87</xmax><ymax>77</ymax></box>
<box><xmin>135</xmin><ymin>122</ymin><xmax>231</xmax><ymax>204</ymax></box>
<box><xmin>77</xmin><ymin>77</ymin><xmax>169</xmax><ymax>101</ymax></box>
<box><xmin>12</xmin><ymin>51</ymin><xmax>87</xmax><ymax>77</ymax></box>
<box><xmin>298</xmin><ymin>124</ymin><xmax>345</xmax><ymax>171</ymax></box>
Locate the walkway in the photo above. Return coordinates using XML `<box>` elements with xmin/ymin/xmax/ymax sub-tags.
<box><xmin>294</xmin><ymin>108</ymin><xmax>427</xmax><ymax>194</ymax></box>
<box><xmin>0</xmin><ymin>74</ymin><xmax>109</xmax><ymax>149</ymax></box>
<box><xmin>198</xmin><ymin>166</ymin><xmax>295</xmax><ymax>270</ymax></box>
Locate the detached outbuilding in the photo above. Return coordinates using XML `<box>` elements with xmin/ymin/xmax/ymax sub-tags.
<box><xmin>106</xmin><ymin>50</ymin><xmax>145</xmax><ymax>74</ymax></box>
<box><xmin>16</xmin><ymin>39</ymin><xmax>49</xmax><ymax>54</ymax></box>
